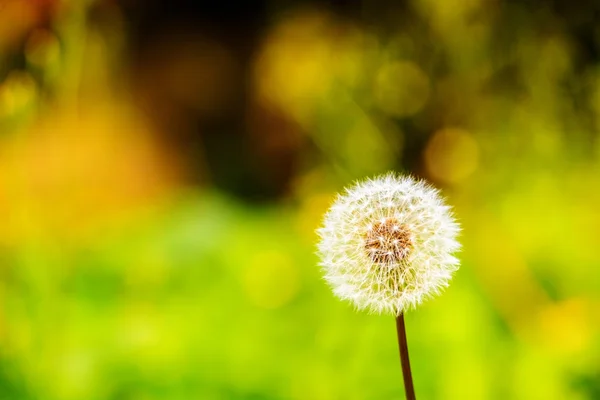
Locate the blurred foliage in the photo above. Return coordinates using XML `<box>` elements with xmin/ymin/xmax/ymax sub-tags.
<box><xmin>0</xmin><ymin>0</ymin><xmax>600</xmax><ymax>399</ymax></box>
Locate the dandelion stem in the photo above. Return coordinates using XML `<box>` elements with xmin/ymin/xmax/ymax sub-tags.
<box><xmin>396</xmin><ymin>313</ymin><xmax>416</xmax><ymax>400</ymax></box>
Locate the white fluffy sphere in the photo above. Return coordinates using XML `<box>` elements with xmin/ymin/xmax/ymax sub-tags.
<box><xmin>317</xmin><ymin>173</ymin><xmax>461</xmax><ymax>315</ymax></box>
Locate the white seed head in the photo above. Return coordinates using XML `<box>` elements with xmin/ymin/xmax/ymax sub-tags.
<box><xmin>317</xmin><ymin>173</ymin><xmax>461</xmax><ymax>315</ymax></box>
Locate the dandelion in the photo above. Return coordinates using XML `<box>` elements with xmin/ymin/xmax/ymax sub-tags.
<box><xmin>316</xmin><ymin>172</ymin><xmax>461</xmax><ymax>399</ymax></box>
<box><xmin>317</xmin><ymin>172</ymin><xmax>460</xmax><ymax>314</ymax></box>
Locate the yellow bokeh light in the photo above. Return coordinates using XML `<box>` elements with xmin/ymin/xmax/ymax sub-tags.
<box><xmin>25</xmin><ymin>29</ymin><xmax>61</xmax><ymax>70</ymax></box>
<box><xmin>373</xmin><ymin>61</ymin><xmax>430</xmax><ymax>117</ymax></box>
<box><xmin>243</xmin><ymin>251</ymin><xmax>300</xmax><ymax>309</ymax></box>
<box><xmin>536</xmin><ymin>298</ymin><xmax>592</xmax><ymax>357</ymax></box>
<box><xmin>413</xmin><ymin>0</ymin><xmax>485</xmax><ymax>33</ymax></box>
<box><xmin>425</xmin><ymin>127</ymin><xmax>479</xmax><ymax>184</ymax></box>
<box><xmin>254</xmin><ymin>11</ymin><xmax>334</xmax><ymax>121</ymax></box>
<box><xmin>0</xmin><ymin>71</ymin><xmax>37</xmax><ymax>118</ymax></box>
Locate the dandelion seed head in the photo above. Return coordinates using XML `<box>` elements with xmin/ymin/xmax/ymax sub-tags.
<box><xmin>364</xmin><ymin>218</ymin><xmax>412</xmax><ymax>264</ymax></box>
<box><xmin>316</xmin><ymin>172</ymin><xmax>461</xmax><ymax>315</ymax></box>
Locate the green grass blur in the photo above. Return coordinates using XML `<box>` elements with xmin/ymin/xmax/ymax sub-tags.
<box><xmin>0</xmin><ymin>1</ymin><xmax>599</xmax><ymax>399</ymax></box>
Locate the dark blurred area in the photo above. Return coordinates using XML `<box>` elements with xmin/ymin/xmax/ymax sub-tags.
<box><xmin>1</xmin><ymin>0</ymin><xmax>600</xmax><ymax>399</ymax></box>
<box><xmin>119</xmin><ymin>0</ymin><xmax>600</xmax><ymax>198</ymax></box>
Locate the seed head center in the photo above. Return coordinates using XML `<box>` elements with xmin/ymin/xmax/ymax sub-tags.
<box><xmin>364</xmin><ymin>218</ymin><xmax>412</xmax><ymax>264</ymax></box>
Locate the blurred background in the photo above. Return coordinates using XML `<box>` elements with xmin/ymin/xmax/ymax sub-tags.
<box><xmin>0</xmin><ymin>0</ymin><xmax>599</xmax><ymax>399</ymax></box>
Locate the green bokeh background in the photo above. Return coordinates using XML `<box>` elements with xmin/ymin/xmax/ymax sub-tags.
<box><xmin>0</xmin><ymin>1</ymin><xmax>599</xmax><ymax>399</ymax></box>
